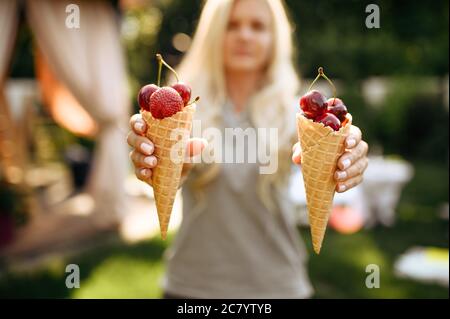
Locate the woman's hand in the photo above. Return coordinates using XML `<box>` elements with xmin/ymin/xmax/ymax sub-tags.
<box><xmin>292</xmin><ymin>125</ymin><xmax>369</xmax><ymax>193</ymax></box>
<box><xmin>127</xmin><ymin>114</ymin><xmax>207</xmax><ymax>187</ymax></box>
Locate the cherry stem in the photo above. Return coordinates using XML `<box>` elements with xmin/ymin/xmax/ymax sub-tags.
<box><xmin>186</xmin><ymin>96</ymin><xmax>200</xmax><ymax>107</ymax></box>
<box><xmin>156</xmin><ymin>54</ymin><xmax>180</xmax><ymax>84</ymax></box>
<box><xmin>156</xmin><ymin>55</ymin><xmax>163</xmax><ymax>87</ymax></box>
<box><xmin>308</xmin><ymin>67</ymin><xmax>337</xmax><ymax>100</ymax></box>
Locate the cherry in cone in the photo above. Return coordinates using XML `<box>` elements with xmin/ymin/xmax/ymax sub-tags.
<box><xmin>300</xmin><ymin>90</ymin><xmax>328</xmax><ymax>119</ymax></box>
<box><xmin>172</xmin><ymin>82</ymin><xmax>192</xmax><ymax>106</ymax></box>
<box><xmin>316</xmin><ymin>112</ymin><xmax>341</xmax><ymax>131</ymax></box>
<box><xmin>138</xmin><ymin>84</ymin><xmax>159</xmax><ymax>111</ymax></box>
<box><xmin>327</xmin><ymin>98</ymin><xmax>348</xmax><ymax>122</ymax></box>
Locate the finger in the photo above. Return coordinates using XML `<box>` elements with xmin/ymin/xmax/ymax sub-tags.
<box><xmin>336</xmin><ymin>175</ymin><xmax>363</xmax><ymax>193</ymax></box>
<box><xmin>129</xmin><ymin>113</ymin><xmax>146</xmax><ymax>135</ymax></box>
<box><xmin>292</xmin><ymin>143</ymin><xmax>302</xmax><ymax>165</ymax></box>
<box><xmin>186</xmin><ymin>138</ymin><xmax>208</xmax><ymax>158</ymax></box>
<box><xmin>127</xmin><ymin>131</ymin><xmax>154</xmax><ymax>155</ymax></box>
<box><xmin>337</xmin><ymin>141</ymin><xmax>369</xmax><ymax>170</ymax></box>
<box><xmin>183</xmin><ymin>138</ymin><xmax>208</xmax><ymax>172</ymax></box>
<box><xmin>129</xmin><ymin>150</ymin><xmax>158</xmax><ymax>168</ymax></box>
<box><xmin>335</xmin><ymin>157</ymin><xmax>369</xmax><ymax>182</ymax></box>
<box><xmin>345</xmin><ymin>125</ymin><xmax>362</xmax><ymax>149</ymax></box>
<box><xmin>135</xmin><ymin>167</ymin><xmax>153</xmax><ymax>186</ymax></box>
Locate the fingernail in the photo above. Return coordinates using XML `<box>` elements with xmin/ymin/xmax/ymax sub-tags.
<box><xmin>341</xmin><ymin>159</ymin><xmax>351</xmax><ymax>169</ymax></box>
<box><xmin>134</xmin><ymin>121</ymin><xmax>144</xmax><ymax>132</ymax></box>
<box><xmin>144</xmin><ymin>156</ymin><xmax>156</xmax><ymax>166</ymax></box>
<box><xmin>140</xmin><ymin>168</ymin><xmax>148</xmax><ymax>176</ymax></box>
<box><xmin>336</xmin><ymin>171</ymin><xmax>347</xmax><ymax>180</ymax></box>
<box><xmin>346</xmin><ymin>138</ymin><xmax>356</xmax><ymax>148</ymax></box>
<box><xmin>338</xmin><ymin>184</ymin><xmax>346</xmax><ymax>192</ymax></box>
<box><xmin>141</xmin><ymin>143</ymin><xmax>153</xmax><ymax>155</ymax></box>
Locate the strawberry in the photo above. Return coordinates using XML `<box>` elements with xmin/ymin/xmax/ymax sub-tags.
<box><xmin>149</xmin><ymin>87</ymin><xmax>184</xmax><ymax>119</ymax></box>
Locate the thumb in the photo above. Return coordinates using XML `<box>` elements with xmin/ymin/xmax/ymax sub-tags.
<box><xmin>186</xmin><ymin>137</ymin><xmax>208</xmax><ymax>158</ymax></box>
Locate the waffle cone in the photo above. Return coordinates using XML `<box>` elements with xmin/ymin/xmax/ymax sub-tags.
<box><xmin>296</xmin><ymin>113</ymin><xmax>352</xmax><ymax>254</ymax></box>
<box><xmin>141</xmin><ymin>104</ymin><xmax>196</xmax><ymax>239</ymax></box>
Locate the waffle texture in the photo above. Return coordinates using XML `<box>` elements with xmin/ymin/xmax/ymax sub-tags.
<box><xmin>296</xmin><ymin>113</ymin><xmax>352</xmax><ymax>254</ymax></box>
<box><xmin>141</xmin><ymin>104</ymin><xmax>196</xmax><ymax>239</ymax></box>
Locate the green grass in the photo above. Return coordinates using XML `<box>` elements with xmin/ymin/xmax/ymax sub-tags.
<box><xmin>0</xmin><ymin>236</ymin><xmax>169</xmax><ymax>299</ymax></box>
<box><xmin>302</xmin><ymin>220</ymin><xmax>448</xmax><ymax>299</ymax></box>
<box><xmin>0</xmin><ymin>161</ymin><xmax>448</xmax><ymax>298</ymax></box>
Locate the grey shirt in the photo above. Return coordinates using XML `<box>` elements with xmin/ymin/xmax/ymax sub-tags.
<box><xmin>162</xmin><ymin>102</ymin><xmax>314</xmax><ymax>299</ymax></box>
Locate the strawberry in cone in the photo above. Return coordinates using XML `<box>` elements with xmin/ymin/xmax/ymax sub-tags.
<box><xmin>137</xmin><ymin>54</ymin><xmax>198</xmax><ymax>240</ymax></box>
<box><xmin>297</xmin><ymin>67</ymin><xmax>352</xmax><ymax>254</ymax></box>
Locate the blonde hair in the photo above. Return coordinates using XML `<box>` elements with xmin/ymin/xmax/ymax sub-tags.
<box><xmin>177</xmin><ymin>0</ymin><xmax>300</xmax><ymax>212</ymax></box>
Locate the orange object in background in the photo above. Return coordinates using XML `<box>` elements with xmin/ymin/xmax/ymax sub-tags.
<box><xmin>329</xmin><ymin>205</ymin><xmax>364</xmax><ymax>234</ymax></box>
<box><xmin>35</xmin><ymin>48</ymin><xmax>98</xmax><ymax>138</ymax></box>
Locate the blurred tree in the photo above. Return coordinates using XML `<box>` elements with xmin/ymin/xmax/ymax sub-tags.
<box><xmin>9</xmin><ymin>13</ymin><xmax>34</xmax><ymax>78</ymax></box>
<box><xmin>286</xmin><ymin>0</ymin><xmax>449</xmax><ymax>79</ymax></box>
<box><xmin>373</xmin><ymin>77</ymin><xmax>449</xmax><ymax>163</ymax></box>
<box><xmin>152</xmin><ymin>0</ymin><xmax>448</xmax><ymax>80</ymax></box>
<box><xmin>9</xmin><ymin>0</ymin><xmax>448</xmax><ymax>81</ymax></box>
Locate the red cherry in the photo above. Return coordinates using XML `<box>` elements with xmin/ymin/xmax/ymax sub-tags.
<box><xmin>138</xmin><ymin>84</ymin><xmax>159</xmax><ymax>111</ymax></box>
<box><xmin>149</xmin><ymin>87</ymin><xmax>184</xmax><ymax>119</ymax></box>
<box><xmin>300</xmin><ymin>90</ymin><xmax>328</xmax><ymax>119</ymax></box>
<box><xmin>316</xmin><ymin>112</ymin><xmax>341</xmax><ymax>131</ymax></box>
<box><xmin>327</xmin><ymin>98</ymin><xmax>348</xmax><ymax>122</ymax></box>
<box><xmin>172</xmin><ymin>82</ymin><xmax>192</xmax><ymax>106</ymax></box>
<box><xmin>327</xmin><ymin>97</ymin><xmax>344</xmax><ymax>106</ymax></box>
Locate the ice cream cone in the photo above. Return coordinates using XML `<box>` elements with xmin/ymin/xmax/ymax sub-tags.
<box><xmin>296</xmin><ymin>112</ymin><xmax>352</xmax><ymax>254</ymax></box>
<box><xmin>141</xmin><ymin>104</ymin><xmax>196</xmax><ymax>239</ymax></box>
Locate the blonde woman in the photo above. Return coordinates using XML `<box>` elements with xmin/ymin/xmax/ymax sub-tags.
<box><xmin>127</xmin><ymin>0</ymin><xmax>369</xmax><ymax>298</ymax></box>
